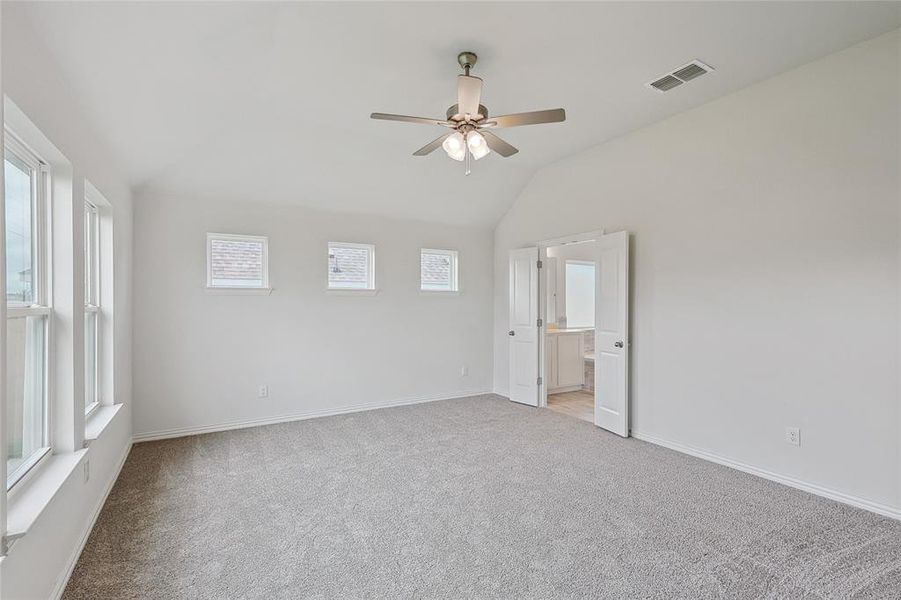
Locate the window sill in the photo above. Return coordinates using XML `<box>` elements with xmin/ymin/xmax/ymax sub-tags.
<box><xmin>5</xmin><ymin>449</ymin><xmax>87</xmax><ymax>544</ymax></box>
<box><xmin>84</xmin><ymin>403</ymin><xmax>123</xmax><ymax>447</ymax></box>
<box><xmin>204</xmin><ymin>286</ymin><xmax>273</xmax><ymax>296</ymax></box>
<box><xmin>419</xmin><ymin>289</ymin><xmax>460</xmax><ymax>296</ymax></box>
<box><xmin>326</xmin><ymin>288</ymin><xmax>380</xmax><ymax>296</ymax></box>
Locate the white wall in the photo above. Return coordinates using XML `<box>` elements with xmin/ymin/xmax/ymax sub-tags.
<box><xmin>494</xmin><ymin>31</ymin><xmax>901</xmax><ymax>512</ymax></box>
<box><xmin>132</xmin><ymin>196</ymin><xmax>494</xmax><ymax>439</ymax></box>
<box><xmin>1</xmin><ymin>4</ymin><xmax>135</xmax><ymax>599</ymax></box>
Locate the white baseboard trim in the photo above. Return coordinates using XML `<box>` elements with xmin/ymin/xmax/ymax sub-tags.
<box><xmin>51</xmin><ymin>440</ymin><xmax>133</xmax><ymax>600</ymax></box>
<box><xmin>631</xmin><ymin>429</ymin><xmax>901</xmax><ymax>522</ymax></box>
<box><xmin>133</xmin><ymin>389</ymin><xmax>495</xmax><ymax>443</ymax></box>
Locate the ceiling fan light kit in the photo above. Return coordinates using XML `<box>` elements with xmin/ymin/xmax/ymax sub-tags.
<box><xmin>371</xmin><ymin>51</ymin><xmax>566</xmax><ymax>175</ymax></box>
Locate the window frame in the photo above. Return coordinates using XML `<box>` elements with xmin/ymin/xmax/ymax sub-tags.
<box><xmin>4</xmin><ymin>128</ymin><xmax>52</xmax><ymax>491</ymax></box>
<box><xmin>4</xmin><ymin>131</ymin><xmax>48</xmax><ymax>309</ymax></box>
<box><xmin>420</xmin><ymin>248</ymin><xmax>459</xmax><ymax>293</ymax></box>
<box><xmin>205</xmin><ymin>232</ymin><xmax>270</xmax><ymax>291</ymax></box>
<box><xmin>327</xmin><ymin>242</ymin><xmax>376</xmax><ymax>292</ymax></box>
<box><xmin>84</xmin><ymin>199</ymin><xmax>100</xmax><ymax>416</ymax></box>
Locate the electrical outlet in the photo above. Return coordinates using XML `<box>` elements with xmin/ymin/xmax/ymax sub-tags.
<box><xmin>460</xmin><ymin>365</ymin><xmax>469</xmax><ymax>377</ymax></box>
<box><xmin>257</xmin><ymin>385</ymin><xmax>269</xmax><ymax>399</ymax></box>
<box><xmin>785</xmin><ymin>427</ymin><xmax>800</xmax><ymax>446</ymax></box>
<box><xmin>83</xmin><ymin>461</ymin><xmax>90</xmax><ymax>483</ymax></box>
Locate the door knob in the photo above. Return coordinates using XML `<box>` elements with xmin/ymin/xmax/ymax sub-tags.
<box><xmin>614</xmin><ymin>341</ymin><xmax>624</xmax><ymax>348</ymax></box>
<box><xmin>508</xmin><ymin>330</ymin><xmax>515</xmax><ymax>336</ymax></box>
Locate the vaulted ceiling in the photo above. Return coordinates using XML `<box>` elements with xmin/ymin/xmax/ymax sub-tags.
<box><xmin>11</xmin><ymin>1</ymin><xmax>901</xmax><ymax>226</ymax></box>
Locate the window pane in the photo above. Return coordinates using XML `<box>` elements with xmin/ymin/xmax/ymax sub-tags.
<box><xmin>5</xmin><ymin>154</ymin><xmax>34</xmax><ymax>305</ymax></box>
<box><xmin>421</xmin><ymin>251</ymin><xmax>456</xmax><ymax>291</ymax></box>
<box><xmin>7</xmin><ymin>315</ymin><xmax>47</xmax><ymax>486</ymax></box>
<box><xmin>328</xmin><ymin>244</ymin><xmax>372</xmax><ymax>289</ymax></box>
<box><xmin>209</xmin><ymin>237</ymin><xmax>265</xmax><ymax>288</ymax></box>
<box><xmin>565</xmin><ymin>262</ymin><xmax>595</xmax><ymax>328</ymax></box>
<box><xmin>85</xmin><ymin>311</ymin><xmax>98</xmax><ymax>410</ymax></box>
<box><xmin>84</xmin><ymin>203</ymin><xmax>98</xmax><ymax>305</ymax></box>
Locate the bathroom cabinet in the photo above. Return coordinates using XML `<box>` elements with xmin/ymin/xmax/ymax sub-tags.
<box><xmin>546</xmin><ymin>330</ymin><xmax>585</xmax><ymax>393</ymax></box>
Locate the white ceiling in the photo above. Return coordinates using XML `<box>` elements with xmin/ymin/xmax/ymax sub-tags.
<box><xmin>13</xmin><ymin>1</ymin><xmax>901</xmax><ymax>226</ymax></box>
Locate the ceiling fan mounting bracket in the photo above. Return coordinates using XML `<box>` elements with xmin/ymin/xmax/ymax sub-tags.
<box><xmin>457</xmin><ymin>51</ymin><xmax>478</xmax><ymax>74</ymax></box>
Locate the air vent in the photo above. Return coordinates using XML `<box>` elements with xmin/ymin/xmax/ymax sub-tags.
<box><xmin>646</xmin><ymin>60</ymin><xmax>714</xmax><ymax>93</ymax></box>
<box><xmin>672</xmin><ymin>63</ymin><xmax>707</xmax><ymax>81</ymax></box>
<box><xmin>649</xmin><ymin>75</ymin><xmax>683</xmax><ymax>92</ymax></box>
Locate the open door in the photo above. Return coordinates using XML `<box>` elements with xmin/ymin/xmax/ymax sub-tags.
<box><xmin>508</xmin><ymin>247</ymin><xmax>539</xmax><ymax>406</ymax></box>
<box><xmin>594</xmin><ymin>231</ymin><xmax>630</xmax><ymax>436</ymax></box>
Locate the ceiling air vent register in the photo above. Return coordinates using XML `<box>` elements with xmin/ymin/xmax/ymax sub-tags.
<box><xmin>647</xmin><ymin>60</ymin><xmax>714</xmax><ymax>92</ymax></box>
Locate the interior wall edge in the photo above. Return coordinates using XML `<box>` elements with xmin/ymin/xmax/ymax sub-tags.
<box><xmin>48</xmin><ymin>440</ymin><xmax>133</xmax><ymax>600</ymax></box>
<box><xmin>632</xmin><ymin>429</ymin><xmax>901</xmax><ymax>520</ymax></box>
<box><xmin>132</xmin><ymin>389</ymin><xmax>495</xmax><ymax>443</ymax></box>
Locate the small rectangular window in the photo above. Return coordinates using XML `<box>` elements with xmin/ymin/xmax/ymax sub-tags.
<box><xmin>421</xmin><ymin>248</ymin><xmax>458</xmax><ymax>292</ymax></box>
<box><xmin>564</xmin><ymin>260</ymin><xmax>595</xmax><ymax>328</ymax></box>
<box><xmin>207</xmin><ymin>233</ymin><xmax>269</xmax><ymax>289</ymax></box>
<box><xmin>328</xmin><ymin>242</ymin><xmax>375</xmax><ymax>290</ymax></box>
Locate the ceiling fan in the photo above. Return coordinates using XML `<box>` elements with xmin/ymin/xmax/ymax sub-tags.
<box><xmin>371</xmin><ymin>51</ymin><xmax>566</xmax><ymax>175</ymax></box>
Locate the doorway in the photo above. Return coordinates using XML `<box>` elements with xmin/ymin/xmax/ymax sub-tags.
<box><xmin>507</xmin><ymin>230</ymin><xmax>630</xmax><ymax>437</ymax></box>
<box><xmin>544</xmin><ymin>245</ymin><xmax>596</xmax><ymax>423</ymax></box>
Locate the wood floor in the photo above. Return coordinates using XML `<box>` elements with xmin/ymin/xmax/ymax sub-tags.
<box><xmin>547</xmin><ymin>390</ymin><xmax>594</xmax><ymax>423</ymax></box>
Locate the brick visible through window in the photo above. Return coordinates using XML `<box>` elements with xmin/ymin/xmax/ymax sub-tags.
<box><xmin>328</xmin><ymin>243</ymin><xmax>374</xmax><ymax>290</ymax></box>
<box><xmin>208</xmin><ymin>234</ymin><xmax>267</xmax><ymax>288</ymax></box>
<box><xmin>421</xmin><ymin>249</ymin><xmax>458</xmax><ymax>291</ymax></box>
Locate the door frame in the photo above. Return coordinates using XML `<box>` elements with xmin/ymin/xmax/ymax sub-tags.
<box><xmin>537</xmin><ymin>230</ymin><xmax>604</xmax><ymax>409</ymax></box>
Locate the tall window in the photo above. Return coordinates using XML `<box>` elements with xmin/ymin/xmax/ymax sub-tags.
<box><xmin>420</xmin><ymin>249</ymin><xmax>458</xmax><ymax>292</ymax></box>
<box><xmin>206</xmin><ymin>233</ymin><xmax>269</xmax><ymax>289</ymax></box>
<box><xmin>84</xmin><ymin>200</ymin><xmax>100</xmax><ymax>414</ymax></box>
<box><xmin>564</xmin><ymin>260</ymin><xmax>595</xmax><ymax>329</ymax></box>
<box><xmin>5</xmin><ymin>131</ymin><xmax>50</xmax><ymax>489</ymax></box>
<box><xmin>328</xmin><ymin>242</ymin><xmax>375</xmax><ymax>290</ymax></box>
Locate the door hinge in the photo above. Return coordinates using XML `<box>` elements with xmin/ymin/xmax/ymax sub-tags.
<box><xmin>537</xmin><ymin>318</ymin><xmax>543</xmax><ymax>327</ymax></box>
<box><xmin>537</xmin><ymin>260</ymin><xmax>543</xmax><ymax>269</ymax></box>
<box><xmin>537</xmin><ymin>376</ymin><xmax>543</xmax><ymax>386</ymax></box>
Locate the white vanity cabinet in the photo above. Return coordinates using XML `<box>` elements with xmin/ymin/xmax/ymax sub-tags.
<box><xmin>545</xmin><ymin>330</ymin><xmax>585</xmax><ymax>393</ymax></box>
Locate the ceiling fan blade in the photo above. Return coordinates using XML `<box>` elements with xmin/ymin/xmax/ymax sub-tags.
<box><xmin>457</xmin><ymin>75</ymin><xmax>483</xmax><ymax>117</ymax></box>
<box><xmin>485</xmin><ymin>108</ymin><xmax>566</xmax><ymax>128</ymax></box>
<box><xmin>371</xmin><ymin>113</ymin><xmax>452</xmax><ymax>127</ymax></box>
<box><xmin>413</xmin><ymin>134</ymin><xmax>451</xmax><ymax>156</ymax></box>
<box><xmin>481</xmin><ymin>131</ymin><xmax>519</xmax><ymax>157</ymax></box>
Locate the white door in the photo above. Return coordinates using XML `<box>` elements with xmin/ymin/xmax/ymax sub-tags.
<box><xmin>545</xmin><ymin>256</ymin><xmax>558</xmax><ymax>325</ymax></box>
<box><xmin>594</xmin><ymin>231</ymin><xmax>630</xmax><ymax>436</ymax></box>
<box><xmin>545</xmin><ymin>334</ymin><xmax>558</xmax><ymax>390</ymax></box>
<box><xmin>508</xmin><ymin>247</ymin><xmax>539</xmax><ymax>406</ymax></box>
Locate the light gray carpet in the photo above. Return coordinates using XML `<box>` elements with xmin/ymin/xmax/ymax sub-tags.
<box><xmin>63</xmin><ymin>395</ymin><xmax>901</xmax><ymax>599</ymax></box>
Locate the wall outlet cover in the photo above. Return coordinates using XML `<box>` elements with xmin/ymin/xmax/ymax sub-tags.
<box><xmin>785</xmin><ymin>427</ymin><xmax>801</xmax><ymax>446</ymax></box>
<box><xmin>258</xmin><ymin>385</ymin><xmax>269</xmax><ymax>399</ymax></box>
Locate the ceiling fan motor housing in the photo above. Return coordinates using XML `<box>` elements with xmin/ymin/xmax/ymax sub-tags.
<box><xmin>447</xmin><ymin>104</ymin><xmax>488</xmax><ymax>123</ymax></box>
